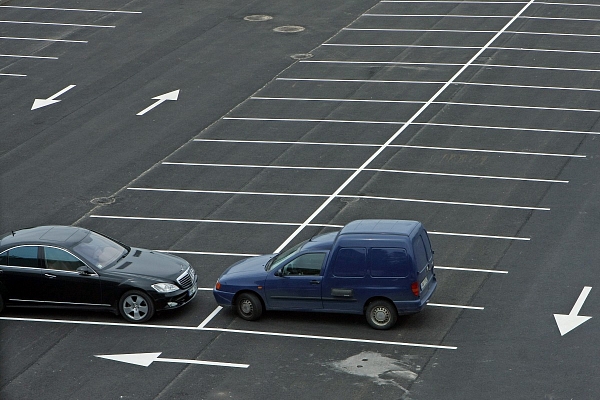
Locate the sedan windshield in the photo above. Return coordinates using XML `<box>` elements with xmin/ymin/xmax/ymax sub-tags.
<box><xmin>73</xmin><ymin>232</ymin><xmax>128</xmax><ymax>269</ymax></box>
<box><xmin>265</xmin><ymin>240</ymin><xmax>307</xmax><ymax>271</ymax></box>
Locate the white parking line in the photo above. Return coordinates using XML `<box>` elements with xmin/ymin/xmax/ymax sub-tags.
<box><xmin>299</xmin><ymin>60</ymin><xmax>600</xmax><ymax>74</ymax></box>
<box><xmin>0</xmin><ymin>54</ymin><xmax>57</xmax><ymax>59</ymax></box>
<box><xmin>163</xmin><ymin>162</ymin><xmax>568</xmax><ymax>183</ymax></box>
<box><xmin>251</xmin><ymin>96</ymin><xmax>600</xmax><ymax>114</ymax></box>
<box><xmin>381</xmin><ymin>1</ymin><xmax>600</xmax><ymax>6</ymax></box>
<box><xmin>0</xmin><ymin>36</ymin><xmax>87</xmax><ymax>43</ymax></box>
<box><xmin>156</xmin><ymin>250</ymin><xmax>260</xmax><ymax>257</ymax></box>
<box><xmin>224</xmin><ymin>117</ymin><xmax>600</xmax><ymax>136</ymax></box>
<box><xmin>343</xmin><ymin>28</ymin><xmax>600</xmax><ymax>39</ymax></box>
<box><xmin>428</xmin><ymin>303</ymin><xmax>484</xmax><ymax>310</ymax></box>
<box><xmin>0</xmin><ymin>5</ymin><xmax>141</xmax><ymax>13</ymax></box>
<box><xmin>91</xmin><ymin>215</ymin><xmax>530</xmax><ymax>240</ymax></box>
<box><xmin>428</xmin><ymin>231</ymin><xmax>529</xmax><ymax>241</ymax></box>
<box><xmin>436</xmin><ymin>266</ymin><xmax>508</xmax><ymax>274</ymax></box>
<box><xmin>125</xmin><ymin>187</ymin><xmax>550</xmax><ymax>210</ymax></box>
<box><xmin>0</xmin><ymin>317</ymin><xmax>457</xmax><ymax>349</ymax></box>
<box><xmin>277</xmin><ymin>78</ymin><xmax>600</xmax><ymax>93</ymax></box>
<box><xmin>363</xmin><ymin>14</ymin><xmax>600</xmax><ymax>23</ymax></box>
<box><xmin>0</xmin><ymin>20</ymin><xmax>115</xmax><ymax>28</ymax></box>
<box><xmin>0</xmin><ymin>73</ymin><xmax>26</xmax><ymax>77</ymax></box>
<box><xmin>198</xmin><ymin>306</ymin><xmax>223</xmax><ymax>328</ymax></box>
<box><xmin>193</xmin><ymin>139</ymin><xmax>585</xmax><ymax>158</ymax></box>
<box><xmin>324</xmin><ymin>43</ymin><xmax>600</xmax><ymax>55</ymax></box>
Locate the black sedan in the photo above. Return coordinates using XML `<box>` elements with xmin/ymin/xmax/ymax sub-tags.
<box><xmin>0</xmin><ymin>225</ymin><xmax>197</xmax><ymax>323</ymax></box>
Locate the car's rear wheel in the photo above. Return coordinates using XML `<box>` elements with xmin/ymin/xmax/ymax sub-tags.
<box><xmin>119</xmin><ymin>290</ymin><xmax>154</xmax><ymax>323</ymax></box>
<box><xmin>366</xmin><ymin>300</ymin><xmax>397</xmax><ymax>330</ymax></box>
<box><xmin>235</xmin><ymin>292</ymin><xmax>263</xmax><ymax>321</ymax></box>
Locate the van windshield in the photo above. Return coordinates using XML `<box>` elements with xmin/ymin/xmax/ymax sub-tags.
<box><xmin>265</xmin><ymin>240</ymin><xmax>307</xmax><ymax>271</ymax></box>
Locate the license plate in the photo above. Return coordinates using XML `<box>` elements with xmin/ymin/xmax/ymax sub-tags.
<box><xmin>420</xmin><ymin>276</ymin><xmax>429</xmax><ymax>291</ymax></box>
<box><xmin>189</xmin><ymin>284</ymin><xmax>197</xmax><ymax>296</ymax></box>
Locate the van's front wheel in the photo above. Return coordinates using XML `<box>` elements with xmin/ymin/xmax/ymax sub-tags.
<box><xmin>366</xmin><ymin>300</ymin><xmax>397</xmax><ymax>330</ymax></box>
<box><xmin>235</xmin><ymin>292</ymin><xmax>263</xmax><ymax>321</ymax></box>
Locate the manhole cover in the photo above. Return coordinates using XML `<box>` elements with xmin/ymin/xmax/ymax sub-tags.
<box><xmin>244</xmin><ymin>15</ymin><xmax>272</xmax><ymax>22</ymax></box>
<box><xmin>273</xmin><ymin>25</ymin><xmax>305</xmax><ymax>33</ymax></box>
<box><xmin>291</xmin><ymin>53</ymin><xmax>313</xmax><ymax>60</ymax></box>
<box><xmin>91</xmin><ymin>196</ymin><xmax>115</xmax><ymax>205</ymax></box>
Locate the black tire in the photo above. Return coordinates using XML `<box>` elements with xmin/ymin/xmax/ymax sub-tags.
<box><xmin>366</xmin><ymin>300</ymin><xmax>397</xmax><ymax>330</ymax></box>
<box><xmin>119</xmin><ymin>290</ymin><xmax>155</xmax><ymax>323</ymax></box>
<box><xmin>235</xmin><ymin>292</ymin><xmax>263</xmax><ymax>321</ymax></box>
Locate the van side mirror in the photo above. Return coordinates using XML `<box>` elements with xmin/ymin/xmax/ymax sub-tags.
<box><xmin>274</xmin><ymin>269</ymin><xmax>283</xmax><ymax>277</ymax></box>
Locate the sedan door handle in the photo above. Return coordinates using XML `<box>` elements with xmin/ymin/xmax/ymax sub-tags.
<box><xmin>44</xmin><ymin>273</ymin><xmax>57</xmax><ymax>279</ymax></box>
<box><xmin>310</xmin><ymin>280</ymin><xmax>320</xmax><ymax>285</ymax></box>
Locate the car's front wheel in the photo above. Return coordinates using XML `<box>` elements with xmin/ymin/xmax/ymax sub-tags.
<box><xmin>119</xmin><ymin>290</ymin><xmax>155</xmax><ymax>323</ymax></box>
<box><xmin>235</xmin><ymin>292</ymin><xmax>263</xmax><ymax>321</ymax></box>
<box><xmin>366</xmin><ymin>300</ymin><xmax>397</xmax><ymax>330</ymax></box>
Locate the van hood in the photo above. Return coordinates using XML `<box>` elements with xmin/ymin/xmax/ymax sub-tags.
<box><xmin>220</xmin><ymin>254</ymin><xmax>274</xmax><ymax>280</ymax></box>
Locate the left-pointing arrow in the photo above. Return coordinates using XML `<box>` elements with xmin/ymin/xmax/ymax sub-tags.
<box><xmin>95</xmin><ymin>352</ymin><xmax>249</xmax><ymax>368</ymax></box>
<box><xmin>31</xmin><ymin>85</ymin><xmax>76</xmax><ymax>110</ymax></box>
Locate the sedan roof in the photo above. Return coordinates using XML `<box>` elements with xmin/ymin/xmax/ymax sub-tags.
<box><xmin>0</xmin><ymin>225</ymin><xmax>90</xmax><ymax>249</ymax></box>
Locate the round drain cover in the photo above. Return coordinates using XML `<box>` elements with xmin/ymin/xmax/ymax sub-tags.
<box><xmin>244</xmin><ymin>15</ymin><xmax>272</xmax><ymax>22</ymax></box>
<box><xmin>273</xmin><ymin>25</ymin><xmax>305</xmax><ymax>33</ymax></box>
<box><xmin>91</xmin><ymin>196</ymin><xmax>115</xmax><ymax>205</ymax></box>
<box><xmin>291</xmin><ymin>53</ymin><xmax>313</xmax><ymax>60</ymax></box>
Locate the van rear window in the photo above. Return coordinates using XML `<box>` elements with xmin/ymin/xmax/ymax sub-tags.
<box><xmin>332</xmin><ymin>248</ymin><xmax>366</xmax><ymax>277</ymax></box>
<box><xmin>369</xmin><ymin>248</ymin><xmax>409</xmax><ymax>278</ymax></box>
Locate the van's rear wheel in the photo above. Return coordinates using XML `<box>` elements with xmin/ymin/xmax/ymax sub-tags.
<box><xmin>236</xmin><ymin>292</ymin><xmax>263</xmax><ymax>321</ymax></box>
<box><xmin>366</xmin><ymin>300</ymin><xmax>397</xmax><ymax>330</ymax></box>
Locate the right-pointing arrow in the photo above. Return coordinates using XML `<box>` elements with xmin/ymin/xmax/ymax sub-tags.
<box><xmin>554</xmin><ymin>286</ymin><xmax>592</xmax><ymax>336</ymax></box>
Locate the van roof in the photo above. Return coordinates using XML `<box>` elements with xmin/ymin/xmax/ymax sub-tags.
<box><xmin>339</xmin><ymin>219</ymin><xmax>421</xmax><ymax>237</ymax></box>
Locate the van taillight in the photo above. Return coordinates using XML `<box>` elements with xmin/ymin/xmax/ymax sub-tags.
<box><xmin>411</xmin><ymin>282</ymin><xmax>420</xmax><ymax>297</ymax></box>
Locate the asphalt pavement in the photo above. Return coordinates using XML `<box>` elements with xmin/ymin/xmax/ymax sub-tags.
<box><xmin>1</xmin><ymin>0</ymin><xmax>599</xmax><ymax>399</ymax></box>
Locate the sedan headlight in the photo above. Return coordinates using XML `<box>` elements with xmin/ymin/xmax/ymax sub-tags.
<box><xmin>151</xmin><ymin>282</ymin><xmax>180</xmax><ymax>293</ymax></box>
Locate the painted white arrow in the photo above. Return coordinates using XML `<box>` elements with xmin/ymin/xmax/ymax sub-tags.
<box><xmin>136</xmin><ymin>89</ymin><xmax>180</xmax><ymax>116</ymax></box>
<box><xmin>95</xmin><ymin>352</ymin><xmax>249</xmax><ymax>368</ymax></box>
<box><xmin>554</xmin><ymin>286</ymin><xmax>592</xmax><ymax>336</ymax></box>
<box><xmin>31</xmin><ymin>85</ymin><xmax>76</xmax><ymax>110</ymax></box>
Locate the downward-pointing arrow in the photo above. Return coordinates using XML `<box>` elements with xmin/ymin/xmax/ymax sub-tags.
<box><xmin>95</xmin><ymin>352</ymin><xmax>249</xmax><ymax>368</ymax></box>
<box><xmin>554</xmin><ymin>286</ymin><xmax>592</xmax><ymax>336</ymax></box>
<box><xmin>31</xmin><ymin>85</ymin><xmax>76</xmax><ymax>110</ymax></box>
<box><xmin>136</xmin><ymin>89</ymin><xmax>180</xmax><ymax>115</ymax></box>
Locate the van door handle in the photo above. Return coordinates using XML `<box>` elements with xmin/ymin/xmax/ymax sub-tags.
<box><xmin>44</xmin><ymin>273</ymin><xmax>57</xmax><ymax>279</ymax></box>
<box><xmin>310</xmin><ymin>280</ymin><xmax>320</xmax><ymax>285</ymax></box>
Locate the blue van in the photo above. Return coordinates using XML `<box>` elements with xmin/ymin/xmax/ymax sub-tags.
<box><xmin>213</xmin><ymin>219</ymin><xmax>436</xmax><ymax>329</ymax></box>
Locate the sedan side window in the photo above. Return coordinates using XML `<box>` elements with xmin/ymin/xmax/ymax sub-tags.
<box><xmin>7</xmin><ymin>246</ymin><xmax>40</xmax><ymax>268</ymax></box>
<box><xmin>282</xmin><ymin>253</ymin><xmax>326</xmax><ymax>276</ymax></box>
<box><xmin>43</xmin><ymin>247</ymin><xmax>86</xmax><ymax>272</ymax></box>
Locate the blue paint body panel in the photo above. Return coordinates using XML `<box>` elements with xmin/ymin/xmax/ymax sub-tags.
<box><xmin>213</xmin><ymin>219</ymin><xmax>437</xmax><ymax>318</ymax></box>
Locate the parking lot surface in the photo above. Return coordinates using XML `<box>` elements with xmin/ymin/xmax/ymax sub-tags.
<box><xmin>2</xmin><ymin>0</ymin><xmax>600</xmax><ymax>399</ymax></box>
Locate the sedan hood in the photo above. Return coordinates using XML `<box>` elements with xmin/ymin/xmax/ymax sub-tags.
<box><xmin>106</xmin><ymin>248</ymin><xmax>189</xmax><ymax>281</ymax></box>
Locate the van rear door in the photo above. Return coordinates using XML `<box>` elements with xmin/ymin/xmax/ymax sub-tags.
<box><xmin>413</xmin><ymin>232</ymin><xmax>434</xmax><ymax>295</ymax></box>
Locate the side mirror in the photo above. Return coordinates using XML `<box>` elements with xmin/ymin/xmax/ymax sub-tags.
<box><xmin>77</xmin><ymin>266</ymin><xmax>93</xmax><ymax>275</ymax></box>
<box><xmin>274</xmin><ymin>269</ymin><xmax>283</xmax><ymax>277</ymax></box>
